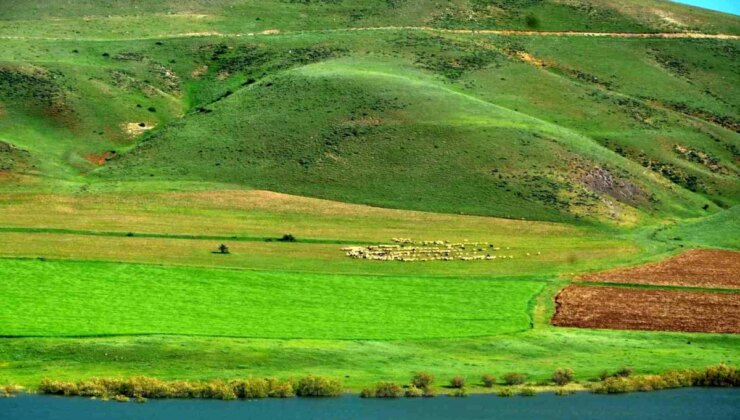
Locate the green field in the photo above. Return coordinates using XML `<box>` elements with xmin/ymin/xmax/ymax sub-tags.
<box><xmin>0</xmin><ymin>0</ymin><xmax>738</xmax><ymax>393</ymax></box>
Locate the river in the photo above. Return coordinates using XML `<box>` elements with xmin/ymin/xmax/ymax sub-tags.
<box><xmin>1</xmin><ymin>388</ymin><xmax>738</xmax><ymax>419</ymax></box>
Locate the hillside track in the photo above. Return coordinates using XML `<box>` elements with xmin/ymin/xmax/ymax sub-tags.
<box><xmin>1</xmin><ymin>26</ymin><xmax>738</xmax><ymax>41</ymax></box>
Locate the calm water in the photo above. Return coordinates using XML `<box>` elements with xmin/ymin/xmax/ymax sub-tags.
<box><xmin>1</xmin><ymin>388</ymin><xmax>738</xmax><ymax>420</ymax></box>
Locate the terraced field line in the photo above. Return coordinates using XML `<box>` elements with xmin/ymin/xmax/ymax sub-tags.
<box><xmin>1</xmin><ymin>27</ymin><xmax>738</xmax><ymax>41</ymax></box>
<box><xmin>0</xmin><ymin>226</ymin><xmax>364</xmax><ymax>245</ymax></box>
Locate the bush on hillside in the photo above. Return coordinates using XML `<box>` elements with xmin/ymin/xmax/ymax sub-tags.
<box><xmin>503</xmin><ymin>372</ymin><xmax>526</xmax><ymax>386</ymax></box>
<box><xmin>411</xmin><ymin>372</ymin><xmax>434</xmax><ymax>389</ymax></box>
<box><xmin>481</xmin><ymin>374</ymin><xmax>496</xmax><ymax>388</ymax></box>
<box><xmin>552</xmin><ymin>368</ymin><xmax>575</xmax><ymax>386</ymax></box>
<box><xmin>614</xmin><ymin>367</ymin><xmax>634</xmax><ymax>378</ymax></box>
<box><xmin>449</xmin><ymin>376</ymin><xmax>465</xmax><ymax>389</ymax></box>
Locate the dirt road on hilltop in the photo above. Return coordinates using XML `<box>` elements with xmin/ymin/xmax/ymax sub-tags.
<box><xmin>1</xmin><ymin>26</ymin><xmax>738</xmax><ymax>41</ymax></box>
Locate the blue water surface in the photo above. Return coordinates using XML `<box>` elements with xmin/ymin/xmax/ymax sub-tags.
<box><xmin>1</xmin><ymin>388</ymin><xmax>739</xmax><ymax>420</ymax></box>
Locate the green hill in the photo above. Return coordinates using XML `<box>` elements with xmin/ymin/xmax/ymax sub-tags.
<box><xmin>0</xmin><ymin>0</ymin><xmax>738</xmax><ymax>225</ymax></box>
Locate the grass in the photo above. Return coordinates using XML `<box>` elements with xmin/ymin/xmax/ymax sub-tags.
<box><xmin>0</xmin><ymin>258</ymin><xmax>544</xmax><ymax>340</ymax></box>
<box><xmin>0</xmin><ymin>0</ymin><xmax>737</xmax><ymax>396</ymax></box>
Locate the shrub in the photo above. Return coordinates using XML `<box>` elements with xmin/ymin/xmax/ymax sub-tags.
<box><xmin>359</xmin><ymin>387</ymin><xmax>375</xmax><ymax>398</ymax></box>
<box><xmin>660</xmin><ymin>370</ymin><xmax>695</xmax><ymax>388</ymax></box>
<box><xmin>201</xmin><ymin>380</ymin><xmax>237</xmax><ymax>400</ymax></box>
<box><xmin>525</xmin><ymin>14</ymin><xmax>540</xmax><ymax>28</ymax></box>
<box><xmin>633</xmin><ymin>375</ymin><xmax>666</xmax><ymax>392</ymax></box>
<box><xmin>448</xmin><ymin>388</ymin><xmax>467</xmax><ymax>397</ymax></box>
<box><xmin>597</xmin><ymin>370</ymin><xmax>610</xmax><ymax>381</ymax></box>
<box><xmin>449</xmin><ymin>376</ymin><xmax>465</xmax><ymax>389</ymax></box>
<box><xmin>422</xmin><ymin>386</ymin><xmax>437</xmax><ymax>398</ymax></box>
<box><xmin>295</xmin><ymin>376</ymin><xmax>341</xmax><ymax>397</ymax></box>
<box><xmin>520</xmin><ymin>387</ymin><xmax>536</xmax><ymax>397</ymax></box>
<box><xmin>167</xmin><ymin>381</ymin><xmax>201</xmax><ymax>398</ymax></box>
<box><xmin>503</xmin><ymin>372</ymin><xmax>526</xmax><ymax>386</ymax></box>
<box><xmin>1</xmin><ymin>385</ymin><xmax>21</xmax><ymax>398</ymax></box>
<box><xmin>372</xmin><ymin>382</ymin><xmax>403</xmax><ymax>398</ymax></box>
<box><xmin>552</xmin><ymin>368</ymin><xmax>575</xmax><ymax>386</ymax></box>
<box><xmin>698</xmin><ymin>364</ymin><xmax>739</xmax><ymax>387</ymax></box>
<box><xmin>266</xmin><ymin>378</ymin><xmax>294</xmax><ymax>398</ymax></box>
<box><xmin>233</xmin><ymin>378</ymin><xmax>269</xmax><ymax>399</ymax></box>
<box><xmin>278</xmin><ymin>234</ymin><xmax>296</xmax><ymax>242</ymax></box>
<box><xmin>481</xmin><ymin>374</ymin><xmax>496</xmax><ymax>388</ymax></box>
<box><xmin>592</xmin><ymin>377</ymin><xmax>634</xmax><ymax>394</ymax></box>
<box><xmin>496</xmin><ymin>388</ymin><xmax>514</xmax><ymax>397</ymax></box>
<box><xmin>113</xmin><ymin>394</ymin><xmax>129</xmax><ymax>402</ymax></box>
<box><xmin>127</xmin><ymin>376</ymin><xmax>170</xmax><ymax>398</ymax></box>
<box><xmin>615</xmin><ymin>367</ymin><xmax>634</xmax><ymax>378</ymax></box>
<box><xmin>404</xmin><ymin>385</ymin><xmax>423</xmax><ymax>398</ymax></box>
<box><xmin>39</xmin><ymin>379</ymin><xmax>78</xmax><ymax>396</ymax></box>
<box><xmin>411</xmin><ymin>372</ymin><xmax>434</xmax><ymax>389</ymax></box>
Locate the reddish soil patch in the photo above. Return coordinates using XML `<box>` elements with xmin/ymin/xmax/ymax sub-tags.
<box><xmin>579</xmin><ymin>249</ymin><xmax>740</xmax><ymax>289</ymax></box>
<box><xmin>84</xmin><ymin>151</ymin><xmax>117</xmax><ymax>166</ymax></box>
<box><xmin>552</xmin><ymin>285</ymin><xmax>740</xmax><ymax>334</ymax></box>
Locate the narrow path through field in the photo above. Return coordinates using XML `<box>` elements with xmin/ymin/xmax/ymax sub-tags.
<box><xmin>1</xmin><ymin>26</ymin><xmax>738</xmax><ymax>41</ymax></box>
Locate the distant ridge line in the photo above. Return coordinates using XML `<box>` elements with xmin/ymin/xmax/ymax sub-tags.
<box><xmin>2</xmin><ymin>27</ymin><xmax>738</xmax><ymax>41</ymax></box>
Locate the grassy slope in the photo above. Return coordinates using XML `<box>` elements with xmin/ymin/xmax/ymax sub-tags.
<box><xmin>0</xmin><ymin>0</ymin><xmax>737</xmax><ymax>37</ymax></box>
<box><xmin>2</xmin><ymin>30</ymin><xmax>735</xmax><ymax>223</ymax></box>
<box><xmin>0</xmin><ymin>189</ymin><xmax>639</xmax><ymax>278</ymax></box>
<box><xmin>0</xmin><ymin>0</ymin><xmax>738</xmax><ymax>391</ymax></box>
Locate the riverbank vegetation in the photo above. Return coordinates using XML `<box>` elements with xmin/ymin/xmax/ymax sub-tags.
<box><xmin>35</xmin><ymin>365</ymin><xmax>735</xmax><ymax>402</ymax></box>
<box><xmin>38</xmin><ymin>375</ymin><xmax>337</xmax><ymax>400</ymax></box>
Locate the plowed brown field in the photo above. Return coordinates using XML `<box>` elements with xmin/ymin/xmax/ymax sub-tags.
<box><xmin>552</xmin><ymin>285</ymin><xmax>740</xmax><ymax>334</ymax></box>
<box><xmin>579</xmin><ymin>249</ymin><xmax>740</xmax><ymax>289</ymax></box>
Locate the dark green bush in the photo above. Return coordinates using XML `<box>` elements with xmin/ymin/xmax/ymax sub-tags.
<box><xmin>481</xmin><ymin>374</ymin><xmax>496</xmax><ymax>388</ymax></box>
<box><xmin>615</xmin><ymin>367</ymin><xmax>634</xmax><ymax>378</ymax></box>
<box><xmin>278</xmin><ymin>234</ymin><xmax>296</xmax><ymax>242</ymax></box>
<box><xmin>449</xmin><ymin>376</ymin><xmax>465</xmax><ymax>389</ymax></box>
<box><xmin>503</xmin><ymin>372</ymin><xmax>526</xmax><ymax>386</ymax></box>
<box><xmin>552</xmin><ymin>368</ymin><xmax>575</xmax><ymax>386</ymax></box>
<box><xmin>411</xmin><ymin>372</ymin><xmax>434</xmax><ymax>389</ymax></box>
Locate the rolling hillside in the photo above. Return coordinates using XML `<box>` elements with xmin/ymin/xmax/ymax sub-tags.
<box><xmin>1</xmin><ymin>1</ymin><xmax>737</xmax><ymax>223</ymax></box>
<box><xmin>0</xmin><ymin>0</ymin><xmax>739</xmax><ymax>393</ymax></box>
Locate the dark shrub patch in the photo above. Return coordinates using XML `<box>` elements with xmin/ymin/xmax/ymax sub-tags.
<box><xmin>503</xmin><ymin>372</ymin><xmax>526</xmax><ymax>386</ymax></box>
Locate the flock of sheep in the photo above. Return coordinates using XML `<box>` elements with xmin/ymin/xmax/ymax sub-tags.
<box><xmin>342</xmin><ymin>238</ymin><xmax>538</xmax><ymax>262</ymax></box>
